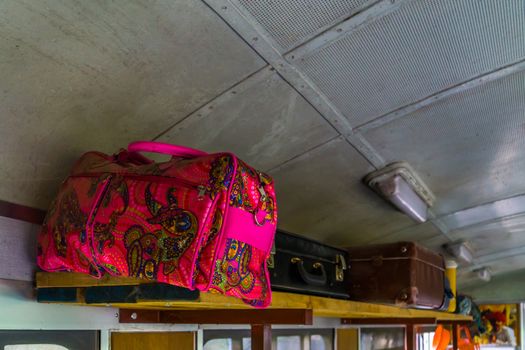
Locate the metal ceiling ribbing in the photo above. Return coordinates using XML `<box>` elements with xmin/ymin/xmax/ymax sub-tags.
<box><xmin>364</xmin><ymin>70</ymin><xmax>525</xmax><ymax>216</ymax></box>
<box><xmin>231</xmin><ymin>0</ymin><xmax>377</xmax><ymax>52</ymax></box>
<box><xmin>290</xmin><ymin>0</ymin><xmax>525</xmax><ymax>127</ymax></box>
<box><xmin>206</xmin><ymin>0</ymin><xmax>525</xmax><ymax>286</ymax></box>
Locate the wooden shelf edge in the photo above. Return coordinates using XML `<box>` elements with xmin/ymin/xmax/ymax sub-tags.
<box><xmin>36</xmin><ymin>272</ymin><xmax>472</xmax><ymax>322</ymax></box>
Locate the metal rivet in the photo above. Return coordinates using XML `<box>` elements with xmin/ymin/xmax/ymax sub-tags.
<box><xmin>252</xmin><ymin>37</ymin><xmax>258</xmax><ymax>41</ymax></box>
<box><xmin>401</xmin><ymin>246</ymin><xmax>408</xmax><ymax>253</ymax></box>
<box><xmin>131</xmin><ymin>312</ymin><xmax>138</xmax><ymax>320</ymax></box>
<box><xmin>336</xmin><ymin>28</ymin><xmax>342</xmax><ymax>33</ymax></box>
<box><xmin>221</xmin><ymin>6</ymin><xmax>227</xmax><ymax>9</ymax></box>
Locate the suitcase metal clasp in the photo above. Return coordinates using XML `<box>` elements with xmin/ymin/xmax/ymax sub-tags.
<box><xmin>335</xmin><ymin>254</ymin><xmax>347</xmax><ymax>282</ymax></box>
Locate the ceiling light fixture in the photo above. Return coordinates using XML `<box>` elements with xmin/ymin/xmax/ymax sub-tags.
<box><xmin>364</xmin><ymin>162</ymin><xmax>435</xmax><ymax>223</ymax></box>
<box><xmin>444</xmin><ymin>241</ymin><xmax>474</xmax><ymax>264</ymax></box>
<box><xmin>474</xmin><ymin>267</ymin><xmax>491</xmax><ymax>282</ymax></box>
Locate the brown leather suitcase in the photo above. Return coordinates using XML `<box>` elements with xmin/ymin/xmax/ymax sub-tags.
<box><xmin>346</xmin><ymin>242</ymin><xmax>447</xmax><ymax>309</ymax></box>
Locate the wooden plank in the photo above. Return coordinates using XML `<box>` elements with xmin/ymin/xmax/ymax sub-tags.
<box><xmin>119</xmin><ymin>308</ymin><xmax>313</xmax><ymax>325</ymax></box>
<box><xmin>252</xmin><ymin>324</ymin><xmax>271</xmax><ymax>350</ymax></box>
<box><xmin>452</xmin><ymin>323</ymin><xmax>459</xmax><ymax>350</ymax></box>
<box><xmin>336</xmin><ymin>328</ymin><xmax>359</xmax><ymax>350</ymax></box>
<box><xmin>405</xmin><ymin>325</ymin><xmax>416</xmax><ymax>350</ymax></box>
<box><xmin>111</xmin><ymin>332</ymin><xmax>195</xmax><ymax>350</ymax></box>
<box><xmin>36</xmin><ymin>272</ymin><xmax>473</xmax><ymax>322</ymax></box>
<box><xmin>342</xmin><ymin>317</ymin><xmax>436</xmax><ymax>325</ymax></box>
<box><xmin>119</xmin><ymin>309</ymin><xmax>161</xmax><ymax>323</ymax></box>
<box><xmin>0</xmin><ymin>199</ymin><xmax>46</xmax><ymax>225</ymax></box>
<box><xmin>36</xmin><ymin>272</ymin><xmax>154</xmax><ymax>287</ymax></box>
<box><xmin>196</xmin><ymin>290</ymin><xmax>471</xmax><ymax>321</ymax></box>
<box><xmin>437</xmin><ymin>320</ymin><xmax>471</xmax><ymax>325</ymax></box>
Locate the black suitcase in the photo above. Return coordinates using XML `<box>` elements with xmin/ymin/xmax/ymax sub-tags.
<box><xmin>269</xmin><ymin>230</ymin><xmax>350</xmax><ymax>299</ymax></box>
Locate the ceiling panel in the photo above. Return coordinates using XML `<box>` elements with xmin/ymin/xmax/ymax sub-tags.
<box><xmin>368</xmin><ymin>222</ymin><xmax>442</xmax><ymax>246</ymax></box>
<box><xmin>292</xmin><ymin>0</ymin><xmax>525</xmax><ymax>126</ymax></box>
<box><xmin>438</xmin><ymin>194</ymin><xmax>525</xmax><ymax>232</ymax></box>
<box><xmin>269</xmin><ymin>137</ymin><xmax>416</xmax><ymax>245</ymax></box>
<box><xmin>424</xmin><ymin>214</ymin><xmax>525</xmax><ymax>260</ymax></box>
<box><xmin>458</xmin><ymin>254</ymin><xmax>525</xmax><ymax>288</ymax></box>
<box><xmin>461</xmin><ymin>268</ymin><xmax>525</xmax><ymax>302</ymax></box>
<box><xmin>0</xmin><ymin>0</ymin><xmax>264</xmax><ymax>209</ymax></box>
<box><xmin>445</xmin><ymin>214</ymin><xmax>525</xmax><ymax>259</ymax></box>
<box><xmin>158</xmin><ymin>68</ymin><xmax>338</xmax><ymax>171</ymax></box>
<box><xmin>231</xmin><ymin>0</ymin><xmax>376</xmax><ymax>52</ymax></box>
<box><xmin>364</xmin><ymin>70</ymin><xmax>525</xmax><ymax>216</ymax></box>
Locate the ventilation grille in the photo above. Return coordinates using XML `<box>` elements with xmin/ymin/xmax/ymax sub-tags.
<box><xmin>295</xmin><ymin>0</ymin><xmax>525</xmax><ymax>127</ymax></box>
<box><xmin>233</xmin><ymin>0</ymin><xmax>375</xmax><ymax>52</ymax></box>
<box><xmin>364</xmin><ymin>70</ymin><xmax>525</xmax><ymax>216</ymax></box>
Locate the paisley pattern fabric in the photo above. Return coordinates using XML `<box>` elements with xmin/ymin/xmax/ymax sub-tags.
<box><xmin>229</xmin><ymin>160</ymin><xmax>276</xmax><ymax>223</ymax></box>
<box><xmin>37</xmin><ymin>146</ymin><xmax>277</xmax><ymax>307</ymax></box>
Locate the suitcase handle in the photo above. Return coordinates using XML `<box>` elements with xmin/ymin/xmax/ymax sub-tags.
<box><xmin>128</xmin><ymin>141</ymin><xmax>208</xmax><ymax>159</ymax></box>
<box><xmin>291</xmin><ymin>258</ymin><xmax>328</xmax><ymax>287</ymax></box>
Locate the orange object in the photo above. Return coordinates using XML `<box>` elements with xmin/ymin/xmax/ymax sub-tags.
<box><xmin>433</xmin><ymin>325</ymin><xmax>444</xmax><ymax>349</ymax></box>
<box><xmin>457</xmin><ymin>326</ymin><xmax>481</xmax><ymax>350</ymax></box>
<box><xmin>432</xmin><ymin>325</ymin><xmax>451</xmax><ymax>350</ymax></box>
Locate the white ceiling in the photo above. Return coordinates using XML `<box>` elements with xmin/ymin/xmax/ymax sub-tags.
<box><xmin>1</xmin><ymin>0</ymin><xmax>525</xmax><ymax>297</ymax></box>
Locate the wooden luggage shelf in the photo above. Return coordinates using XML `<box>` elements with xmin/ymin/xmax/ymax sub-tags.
<box><xmin>36</xmin><ymin>272</ymin><xmax>471</xmax><ymax>322</ymax></box>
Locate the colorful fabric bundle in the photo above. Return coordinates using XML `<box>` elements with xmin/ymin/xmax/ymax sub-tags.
<box><xmin>37</xmin><ymin>141</ymin><xmax>277</xmax><ymax>307</ymax></box>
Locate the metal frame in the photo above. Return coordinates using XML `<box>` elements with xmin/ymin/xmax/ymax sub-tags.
<box><xmin>203</xmin><ymin>0</ymin><xmax>387</xmax><ymax>168</ymax></box>
<box><xmin>120</xmin><ymin>308</ymin><xmax>313</xmax><ymax>350</ymax></box>
<box><xmin>119</xmin><ymin>308</ymin><xmax>313</xmax><ymax>325</ymax></box>
<box><xmin>357</xmin><ymin>59</ymin><xmax>525</xmax><ymax>133</ymax></box>
<box><xmin>230</xmin><ymin>0</ymin><xmax>379</xmax><ymax>54</ymax></box>
<box><xmin>284</xmin><ymin>0</ymin><xmax>413</xmax><ymax>60</ymax></box>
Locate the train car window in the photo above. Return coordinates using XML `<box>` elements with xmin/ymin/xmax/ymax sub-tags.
<box><xmin>416</xmin><ymin>326</ymin><xmax>437</xmax><ymax>350</ymax></box>
<box><xmin>360</xmin><ymin>327</ymin><xmax>405</xmax><ymax>350</ymax></box>
<box><xmin>203</xmin><ymin>338</ymin><xmax>234</xmax><ymax>350</ymax></box>
<box><xmin>310</xmin><ymin>334</ymin><xmax>328</xmax><ymax>350</ymax></box>
<box><xmin>276</xmin><ymin>336</ymin><xmax>301</xmax><ymax>350</ymax></box>
<box><xmin>0</xmin><ymin>330</ymin><xmax>99</xmax><ymax>350</ymax></box>
<box><xmin>242</xmin><ymin>338</ymin><xmax>251</xmax><ymax>350</ymax></box>
<box><xmin>204</xmin><ymin>329</ymin><xmax>333</xmax><ymax>350</ymax></box>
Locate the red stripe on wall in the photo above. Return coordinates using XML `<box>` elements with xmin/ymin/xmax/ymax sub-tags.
<box><xmin>0</xmin><ymin>200</ymin><xmax>46</xmax><ymax>225</ymax></box>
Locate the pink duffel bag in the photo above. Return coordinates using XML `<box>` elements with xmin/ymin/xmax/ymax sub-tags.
<box><xmin>37</xmin><ymin>141</ymin><xmax>278</xmax><ymax>307</ymax></box>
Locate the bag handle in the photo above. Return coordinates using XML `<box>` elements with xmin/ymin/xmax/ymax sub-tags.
<box><xmin>128</xmin><ymin>141</ymin><xmax>208</xmax><ymax>159</ymax></box>
<box><xmin>291</xmin><ymin>258</ymin><xmax>328</xmax><ymax>287</ymax></box>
